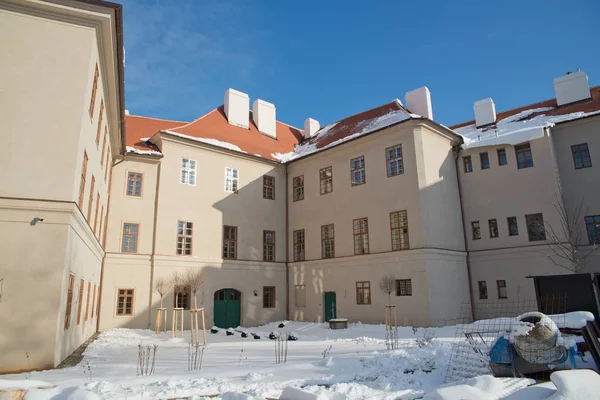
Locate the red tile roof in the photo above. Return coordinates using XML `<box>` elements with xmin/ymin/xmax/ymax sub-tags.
<box><xmin>302</xmin><ymin>100</ymin><xmax>411</xmax><ymax>151</ymax></box>
<box><xmin>125</xmin><ymin>115</ymin><xmax>188</xmax><ymax>153</ymax></box>
<box><xmin>165</xmin><ymin>106</ymin><xmax>303</xmax><ymax>161</ymax></box>
<box><xmin>451</xmin><ymin>85</ymin><xmax>600</xmax><ymax>130</ymax></box>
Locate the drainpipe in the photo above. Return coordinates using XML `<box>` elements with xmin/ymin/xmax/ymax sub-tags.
<box><xmin>285</xmin><ymin>165</ymin><xmax>290</xmax><ymax>320</ymax></box>
<box><xmin>147</xmin><ymin>161</ymin><xmax>162</xmax><ymax>328</ymax></box>
<box><xmin>97</xmin><ymin>154</ymin><xmax>126</xmax><ymax>332</ymax></box>
<box><xmin>453</xmin><ymin>145</ymin><xmax>476</xmax><ymax>321</ymax></box>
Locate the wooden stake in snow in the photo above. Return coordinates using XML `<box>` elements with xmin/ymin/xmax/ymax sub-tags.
<box><xmin>154</xmin><ymin>277</ymin><xmax>172</xmax><ymax>334</ymax></box>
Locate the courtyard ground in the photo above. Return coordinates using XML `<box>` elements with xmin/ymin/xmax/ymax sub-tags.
<box><xmin>0</xmin><ymin>320</ymin><xmax>598</xmax><ymax>399</ymax></box>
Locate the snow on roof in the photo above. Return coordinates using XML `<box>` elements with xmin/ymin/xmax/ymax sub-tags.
<box><xmin>455</xmin><ymin>107</ymin><xmax>600</xmax><ymax>149</ymax></box>
<box><xmin>273</xmin><ymin>101</ymin><xmax>415</xmax><ymax>163</ymax></box>
<box><xmin>125</xmin><ymin>146</ymin><xmax>161</xmax><ymax>156</ymax></box>
<box><xmin>162</xmin><ymin>130</ymin><xmax>246</xmax><ymax>153</ymax></box>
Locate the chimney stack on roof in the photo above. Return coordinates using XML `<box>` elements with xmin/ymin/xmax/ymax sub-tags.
<box><xmin>405</xmin><ymin>86</ymin><xmax>433</xmax><ymax>119</ymax></box>
<box><xmin>553</xmin><ymin>70</ymin><xmax>591</xmax><ymax>106</ymax></box>
<box><xmin>304</xmin><ymin>118</ymin><xmax>320</xmax><ymax>138</ymax></box>
<box><xmin>224</xmin><ymin>88</ymin><xmax>250</xmax><ymax>129</ymax></box>
<box><xmin>474</xmin><ymin>98</ymin><xmax>496</xmax><ymax>127</ymax></box>
<box><xmin>252</xmin><ymin>99</ymin><xmax>276</xmax><ymax>138</ymax></box>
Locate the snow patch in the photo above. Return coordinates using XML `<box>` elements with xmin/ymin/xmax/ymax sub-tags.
<box><xmin>273</xmin><ymin>109</ymin><xmax>412</xmax><ymax>163</ymax></box>
<box><xmin>455</xmin><ymin>108</ymin><xmax>600</xmax><ymax>149</ymax></box>
<box><xmin>125</xmin><ymin>146</ymin><xmax>161</xmax><ymax>156</ymax></box>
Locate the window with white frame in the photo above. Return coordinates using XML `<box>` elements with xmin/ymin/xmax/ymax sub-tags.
<box><xmin>350</xmin><ymin>156</ymin><xmax>366</xmax><ymax>186</ymax></box>
<box><xmin>386</xmin><ymin>144</ymin><xmax>404</xmax><ymax>177</ymax></box>
<box><xmin>225</xmin><ymin>168</ymin><xmax>239</xmax><ymax>192</ymax></box>
<box><xmin>180</xmin><ymin>159</ymin><xmax>196</xmax><ymax>185</ymax></box>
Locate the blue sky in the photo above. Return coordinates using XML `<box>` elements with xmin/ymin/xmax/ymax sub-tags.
<box><xmin>121</xmin><ymin>0</ymin><xmax>600</xmax><ymax>128</ymax></box>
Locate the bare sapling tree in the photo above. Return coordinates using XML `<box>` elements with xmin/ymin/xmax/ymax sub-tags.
<box><xmin>184</xmin><ymin>268</ymin><xmax>204</xmax><ymax>309</ymax></box>
<box><xmin>379</xmin><ymin>275</ymin><xmax>396</xmax><ymax>305</ymax></box>
<box><xmin>154</xmin><ymin>277</ymin><xmax>172</xmax><ymax>308</ymax></box>
<box><xmin>171</xmin><ymin>272</ymin><xmax>184</xmax><ymax>308</ymax></box>
<box><xmin>543</xmin><ymin>195</ymin><xmax>599</xmax><ymax>273</ymax></box>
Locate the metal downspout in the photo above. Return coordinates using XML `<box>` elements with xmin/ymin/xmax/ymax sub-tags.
<box><xmin>97</xmin><ymin>155</ymin><xmax>126</xmax><ymax>332</ymax></box>
<box><xmin>285</xmin><ymin>166</ymin><xmax>290</xmax><ymax>320</ymax></box>
<box><xmin>453</xmin><ymin>145</ymin><xmax>476</xmax><ymax>321</ymax></box>
<box><xmin>147</xmin><ymin>162</ymin><xmax>162</xmax><ymax>328</ymax></box>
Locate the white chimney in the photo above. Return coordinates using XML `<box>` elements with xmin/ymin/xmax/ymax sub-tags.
<box><xmin>405</xmin><ymin>86</ymin><xmax>433</xmax><ymax>119</ymax></box>
<box><xmin>224</xmin><ymin>88</ymin><xmax>250</xmax><ymax>129</ymax></box>
<box><xmin>474</xmin><ymin>98</ymin><xmax>496</xmax><ymax>127</ymax></box>
<box><xmin>252</xmin><ymin>99</ymin><xmax>276</xmax><ymax>138</ymax></box>
<box><xmin>553</xmin><ymin>71</ymin><xmax>591</xmax><ymax>106</ymax></box>
<box><xmin>304</xmin><ymin>118</ymin><xmax>320</xmax><ymax>138</ymax></box>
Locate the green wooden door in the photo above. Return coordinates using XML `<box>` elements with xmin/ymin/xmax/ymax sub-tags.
<box><xmin>324</xmin><ymin>292</ymin><xmax>337</xmax><ymax>321</ymax></box>
<box><xmin>214</xmin><ymin>289</ymin><xmax>241</xmax><ymax>328</ymax></box>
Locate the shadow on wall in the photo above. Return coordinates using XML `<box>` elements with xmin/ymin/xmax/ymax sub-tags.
<box><xmin>146</xmin><ymin>167</ymin><xmax>286</xmax><ymax>330</ymax></box>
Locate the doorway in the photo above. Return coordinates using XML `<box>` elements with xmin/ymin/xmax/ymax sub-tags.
<box><xmin>324</xmin><ymin>292</ymin><xmax>337</xmax><ymax>321</ymax></box>
<box><xmin>213</xmin><ymin>288</ymin><xmax>241</xmax><ymax>328</ymax></box>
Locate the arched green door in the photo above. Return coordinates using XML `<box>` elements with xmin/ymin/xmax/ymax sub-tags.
<box><xmin>213</xmin><ymin>289</ymin><xmax>241</xmax><ymax>328</ymax></box>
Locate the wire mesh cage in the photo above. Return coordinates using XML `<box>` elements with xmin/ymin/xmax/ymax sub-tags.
<box><xmin>444</xmin><ymin>294</ymin><xmax>578</xmax><ymax>383</ymax></box>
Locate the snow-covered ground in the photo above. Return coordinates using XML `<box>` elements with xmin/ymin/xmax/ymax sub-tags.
<box><xmin>1</xmin><ymin>319</ymin><xmax>598</xmax><ymax>399</ymax></box>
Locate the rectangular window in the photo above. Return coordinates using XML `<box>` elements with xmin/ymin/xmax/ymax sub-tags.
<box><xmin>87</xmin><ymin>176</ymin><xmax>95</xmax><ymax>221</ymax></box>
<box><xmin>478</xmin><ymin>281</ymin><xmax>488</xmax><ymax>299</ymax></box>
<box><xmin>293</xmin><ymin>229</ymin><xmax>305</xmax><ymax>261</ymax></box>
<box><xmin>356</xmin><ymin>281</ymin><xmax>371</xmax><ymax>305</ymax></box>
<box><xmin>91</xmin><ymin>284</ymin><xmax>97</xmax><ymax>318</ymax></box>
<box><xmin>121</xmin><ymin>223</ymin><xmax>139</xmax><ymax>253</ymax></box>
<box><xmin>386</xmin><ymin>144</ymin><xmax>404</xmax><ymax>177</ymax></box>
<box><xmin>85</xmin><ymin>282</ymin><xmax>91</xmax><ymax>321</ymax></box>
<box><xmin>64</xmin><ymin>274</ymin><xmax>75</xmax><ymax>330</ymax></box>
<box><xmin>480</xmin><ymin>152</ymin><xmax>490</xmax><ymax>170</ymax></box>
<box><xmin>472</xmin><ymin>221</ymin><xmax>481</xmax><ymax>240</ymax></box>
<box><xmin>321</xmin><ymin>224</ymin><xmax>335</xmax><ymax>259</ymax></box>
<box><xmin>101</xmin><ymin>127</ymin><xmax>107</xmax><ymax>167</ymax></box>
<box><xmin>515</xmin><ymin>143</ymin><xmax>534</xmax><ymax>169</ymax></box>
<box><xmin>395</xmin><ymin>279</ymin><xmax>412</xmax><ymax>296</ymax></box>
<box><xmin>463</xmin><ymin>156</ymin><xmax>473</xmax><ymax>173</ymax></box>
<box><xmin>320</xmin><ymin>166</ymin><xmax>333</xmax><ymax>194</ymax></box>
<box><xmin>350</xmin><ymin>156</ymin><xmax>366</xmax><ymax>186</ymax></box>
<box><xmin>126</xmin><ymin>172</ymin><xmax>143</xmax><ymax>197</ymax></box>
<box><xmin>497</xmin><ymin>280</ymin><xmax>507</xmax><ymax>299</ymax></box>
<box><xmin>293</xmin><ymin>175</ymin><xmax>304</xmax><ymax>201</ymax></box>
<box><xmin>223</xmin><ymin>225</ymin><xmax>238</xmax><ymax>259</ymax></box>
<box><xmin>353</xmin><ymin>218</ymin><xmax>369</xmax><ymax>255</ymax></box>
<box><xmin>98</xmin><ymin>206</ymin><xmax>104</xmax><ymax>241</ymax></box>
<box><xmin>526</xmin><ymin>213</ymin><xmax>545</xmax><ymax>241</ymax></box>
<box><xmin>390</xmin><ymin>210</ymin><xmax>409</xmax><ymax>250</ymax></box>
<box><xmin>295</xmin><ymin>285</ymin><xmax>306</xmax><ymax>308</ymax></box>
<box><xmin>105</xmin><ymin>151</ymin><xmax>110</xmax><ymax>182</ymax></box>
<box><xmin>177</xmin><ymin>221</ymin><xmax>193</xmax><ymax>255</ymax></box>
<box><xmin>174</xmin><ymin>286</ymin><xmax>190</xmax><ymax>309</ymax></box>
<box><xmin>263</xmin><ymin>286</ymin><xmax>276</xmax><ymax>308</ymax></box>
<box><xmin>89</xmin><ymin>64</ymin><xmax>99</xmax><ymax>116</ymax></box>
<box><xmin>93</xmin><ymin>193</ymin><xmax>100</xmax><ymax>234</ymax></box>
<box><xmin>77</xmin><ymin>279</ymin><xmax>84</xmax><ymax>325</ymax></box>
<box><xmin>488</xmin><ymin>219</ymin><xmax>499</xmax><ymax>238</ymax></box>
<box><xmin>180</xmin><ymin>159</ymin><xmax>197</xmax><ymax>185</ymax></box>
<box><xmin>263</xmin><ymin>175</ymin><xmax>275</xmax><ymax>199</ymax></box>
<box><xmin>224</xmin><ymin>167</ymin><xmax>238</xmax><ymax>192</ymax></box>
<box><xmin>585</xmin><ymin>215</ymin><xmax>600</xmax><ymax>244</ymax></box>
<box><xmin>497</xmin><ymin>148</ymin><xmax>507</xmax><ymax>166</ymax></box>
<box><xmin>263</xmin><ymin>230</ymin><xmax>275</xmax><ymax>261</ymax></box>
<box><xmin>507</xmin><ymin>217</ymin><xmax>519</xmax><ymax>236</ymax></box>
<box><xmin>116</xmin><ymin>288</ymin><xmax>134</xmax><ymax>315</ymax></box>
<box><xmin>571</xmin><ymin>143</ymin><xmax>592</xmax><ymax>169</ymax></box>
<box><xmin>79</xmin><ymin>152</ymin><xmax>88</xmax><ymax>209</ymax></box>
<box><xmin>96</xmin><ymin>100</ymin><xmax>104</xmax><ymax>146</ymax></box>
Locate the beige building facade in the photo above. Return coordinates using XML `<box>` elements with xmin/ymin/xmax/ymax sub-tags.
<box><xmin>0</xmin><ymin>0</ymin><xmax>125</xmax><ymax>373</ymax></box>
<box><xmin>2</xmin><ymin>0</ymin><xmax>600</xmax><ymax>376</ymax></box>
